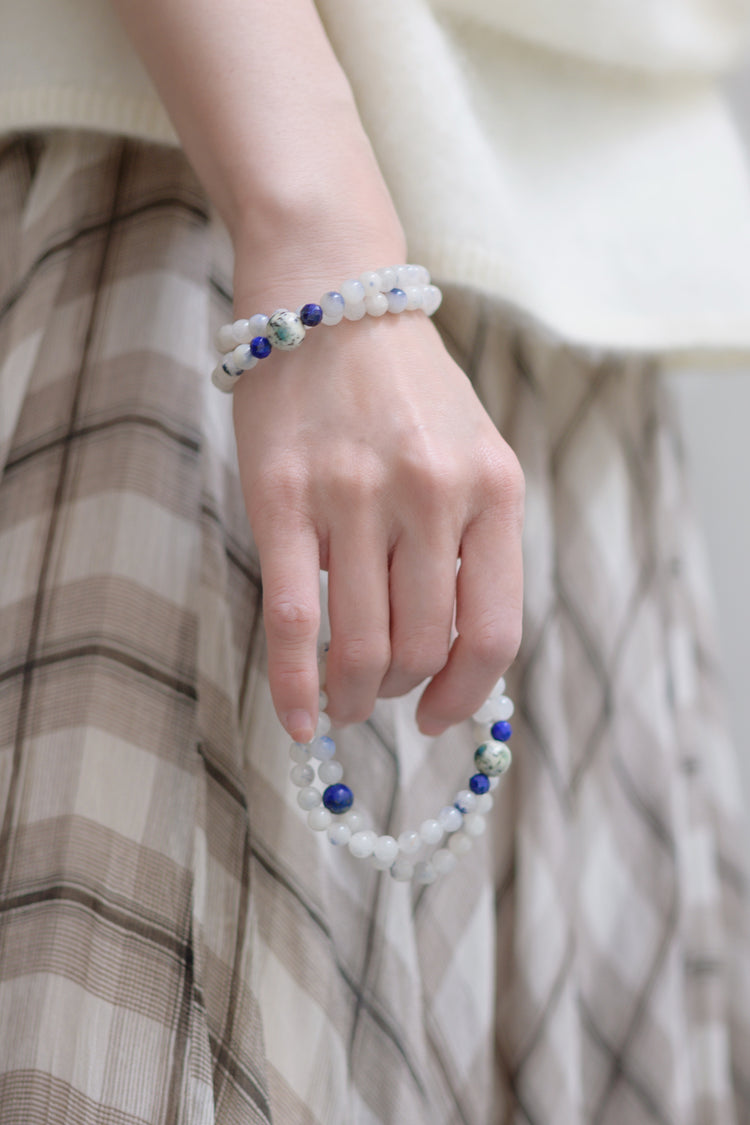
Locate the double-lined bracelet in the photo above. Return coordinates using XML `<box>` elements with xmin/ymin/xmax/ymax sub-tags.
<box><xmin>211</xmin><ymin>263</ymin><xmax>442</xmax><ymax>392</ymax></box>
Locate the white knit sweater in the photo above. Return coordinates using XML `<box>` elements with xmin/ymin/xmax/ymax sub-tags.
<box><xmin>2</xmin><ymin>0</ymin><xmax>750</xmax><ymax>355</ymax></box>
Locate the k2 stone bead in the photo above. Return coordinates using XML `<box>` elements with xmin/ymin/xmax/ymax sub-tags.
<box><xmin>250</xmin><ymin>336</ymin><xmax>271</xmax><ymax>359</ymax></box>
<box><xmin>266</xmin><ymin>309</ymin><xmax>306</xmax><ymax>350</ymax></box>
<box><xmin>474</xmin><ymin>740</ymin><xmax>512</xmax><ymax>777</ymax></box>
<box><xmin>469</xmin><ymin>773</ymin><xmax>491</xmax><ymax>795</ymax></box>
<box><xmin>322</xmin><ymin>783</ymin><xmax>354</xmax><ymax>814</ymax></box>
<box><xmin>490</xmin><ymin>720</ymin><xmax>512</xmax><ymax>742</ymax></box>
<box><xmin>299</xmin><ymin>303</ymin><xmax>323</xmax><ymax>327</ymax></box>
<box><xmin>328</xmin><ymin>823</ymin><xmax>351</xmax><ymax>846</ymax></box>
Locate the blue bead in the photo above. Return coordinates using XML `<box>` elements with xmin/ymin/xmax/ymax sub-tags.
<box><xmin>322</xmin><ymin>783</ymin><xmax>354</xmax><ymax>814</ymax></box>
<box><xmin>250</xmin><ymin>335</ymin><xmax>271</xmax><ymax>358</ymax></box>
<box><xmin>300</xmin><ymin>303</ymin><xmax>323</xmax><ymax>327</ymax></box>
<box><xmin>490</xmin><ymin>720</ymin><xmax>512</xmax><ymax>742</ymax></box>
<box><xmin>469</xmin><ymin>773</ymin><xmax>490</xmax><ymax>795</ymax></box>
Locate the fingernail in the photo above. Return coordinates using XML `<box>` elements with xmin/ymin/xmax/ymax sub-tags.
<box><xmin>417</xmin><ymin>717</ymin><xmax>447</xmax><ymax>738</ymax></box>
<box><xmin>284</xmin><ymin>710</ymin><xmax>314</xmax><ymax>742</ymax></box>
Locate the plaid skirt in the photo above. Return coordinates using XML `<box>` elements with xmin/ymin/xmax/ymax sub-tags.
<box><xmin>1</xmin><ymin>131</ymin><xmax>749</xmax><ymax>1125</ymax></box>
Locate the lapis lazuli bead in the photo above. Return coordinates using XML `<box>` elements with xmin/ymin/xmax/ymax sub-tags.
<box><xmin>322</xmin><ymin>783</ymin><xmax>354</xmax><ymax>814</ymax></box>
<box><xmin>300</xmin><ymin>303</ymin><xmax>323</xmax><ymax>327</ymax></box>
<box><xmin>469</xmin><ymin>773</ymin><xmax>490</xmax><ymax>795</ymax></box>
<box><xmin>491</xmin><ymin>720</ymin><xmax>512</xmax><ymax>742</ymax></box>
<box><xmin>250</xmin><ymin>335</ymin><xmax>272</xmax><ymax>359</ymax></box>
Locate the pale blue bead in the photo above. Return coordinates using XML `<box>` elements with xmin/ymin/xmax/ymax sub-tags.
<box><xmin>310</xmin><ymin>735</ymin><xmax>336</xmax><ymax>760</ymax></box>
<box><xmin>319</xmin><ymin>291</ymin><xmax>345</xmax><ymax>316</ymax></box>
<box><xmin>248</xmin><ymin>313</ymin><xmax>269</xmax><ymax>336</ymax></box>
<box><xmin>387</xmin><ymin>288</ymin><xmax>408</xmax><ymax>314</ymax></box>
<box><xmin>404</xmin><ymin>286</ymin><xmax>424</xmax><ymax>311</ymax></box>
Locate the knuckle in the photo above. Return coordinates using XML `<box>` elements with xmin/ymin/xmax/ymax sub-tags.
<box><xmin>317</xmin><ymin>448</ymin><xmax>387</xmax><ymax>506</ymax></box>
<box><xmin>478</xmin><ymin>448</ymin><xmax>525</xmax><ymax>523</ymax></box>
<box><xmin>248</xmin><ymin>462</ymin><xmax>309</xmax><ymax>526</ymax></box>
<box><xmin>337</xmin><ymin>633</ymin><xmax>391</xmax><ymax>681</ymax></box>
<box><xmin>392</xmin><ymin>633</ymin><xmax>449</xmax><ymax>683</ymax></box>
<box><xmin>264</xmin><ymin>593</ymin><xmax>320</xmax><ymax>641</ymax></box>
<box><xmin>468</xmin><ymin>616</ymin><xmax>522</xmax><ymax>669</ymax></box>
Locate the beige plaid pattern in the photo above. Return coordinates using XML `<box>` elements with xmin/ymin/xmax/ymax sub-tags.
<box><xmin>1</xmin><ymin>131</ymin><xmax>749</xmax><ymax>1124</ymax></box>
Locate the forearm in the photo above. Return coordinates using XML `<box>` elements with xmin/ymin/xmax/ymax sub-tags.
<box><xmin>111</xmin><ymin>0</ymin><xmax>407</xmax><ymax>298</ymax></box>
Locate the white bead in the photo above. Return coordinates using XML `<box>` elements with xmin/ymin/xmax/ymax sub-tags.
<box><xmin>340</xmin><ymin>278</ymin><xmax>366</xmax><ymax>307</ymax></box>
<box><xmin>413</xmin><ymin>265</ymin><xmax>431</xmax><ymax>286</ymax></box>
<box><xmin>342</xmin><ymin>301</ymin><xmax>366</xmax><ymax>321</ymax></box>
<box><xmin>328</xmin><ymin>823</ymin><xmax>351</xmax><ymax>847</ymax></box>
<box><xmin>404</xmin><ymin>286</ymin><xmax>424</xmax><ymax>311</ymax></box>
<box><xmin>377</xmin><ymin>266</ymin><xmax>397</xmax><ymax>291</ymax></box>
<box><xmin>438</xmin><ymin>806</ymin><xmax>463</xmax><ymax>833</ymax></box>
<box><xmin>308</xmin><ymin>807</ymin><xmax>332</xmax><ymax>831</ymax></box>
<box><xmin>344</xmin><ymin>809</ymin><xmax>366</xmax><ymax>832</ymax></box>
<box><xmin>397</xmin><ymin>265</ymin><xmax>421</xmax><ymax>288</ymax></box>
<box><xmin>454</xmin><ymin>789</ymin><xmax>477</xmax><ymax>814</ymax></box>
<box><xmin>494</xmin><ymin>695</ymin><xmax>515</xmax><ymax>720</ymax></box>
<box><xmin>318</xmin><ymin>759</ymin><xmax>343</xmax><ymax>785</ymax></box>
<box><xmin>373</xmin><ymin>835</ymin><xmax>399</xmax><ymax>864</ymax></box>
<box><xmin>349</xmin><ymin>829</ymin><xmax>377</xmax><ymax>858</ymax></box>
<box><xmin>398</xmin><ymin>829</ymin><xmax>422</xmax><ymax>855</ymax></box>
<box><xmin>475</xmin><ymin>793</ymin><xmax>494</xmax><ymax>814</ymax></box>
<box><xmin>386</xmin><ymin>288</ymin><xmax>408</xmax><ymax>314</ymax></box>
<box><xmin>290</xmin><ymin>763</ymin><xmax>315</xmax><ymax>787</ymax></box>
<box><xmin>297</xmin><ymin>786</ymin><xmax>321</xmax><ymax>811</ymax></box>
<box><xmin>422</xmin><ymin>285</ymin><xmax>443</xmax><ymax>316</ymax></box>
<box><xmin>448</xmin><ymin>831</ymin><xmax>473</xmax><ymax>857</ymax></box>
<box><xmin>211</xmin><ymin>365</ymin><xmax>240</xmax><ymax>393</ymax></box>
<box><xmin>315</xmin><ymin>712</ymin><xmax>331</xmax><ymax>736</ymax></box>
<box><xmin>320</xmin><ymin>291</ymin><xmax>345</xmax><ymax>316</ymax></box>
<box><xmin>309</xmin><ymin>735</ymin><xmax>336</xmax><ymax>760</ymax></box>
<box><xmin>391</xmin><ymin>857</ymin><xmax>415</xmax><ymax>882</ymax></box>
<box><xmin>231</xmin><ymin>318</ymin><xmax>253</xmax><ymax>344</ymax></box>
<box><xmin>372</xmin><ymin>855</ymin><xmax>395</xmax><ymax>871</ymax></box>
<box><xmin>318</xmin><ymin>690</ymin><xmax>328</xmax><ymax>709</ymax></box>
<box><xmin>364</xmin><ymin>293</ymin><xmax>389</xmax><ymax>317</ymax></box>
<box><xmin>489</xmin><ymin>776</ymin><xmax>501</xmax><ymax>791</ymax></box>
<box><xmin>413</xmin><ymin>861</ymin><xmax>437</xmax><ymax>885</ymax></box>
<box><xmin>472</xmin><ymin>699</ymin><xmax>497</xmax><ymax>724</ymax></box>
<box><xmin>463</xmin><ymin>813</ymin><xmax>487</xmax><ymax>837</ymax></box>
<box><xmin>289</xmin><ymin>742</ymin><xmax>311</xmax><ymax>764</ymax></box>
<box><xmin>489</xmin><ymin>676</ymin><xmax>506</xmax><ymax>700</ymax></box>
<box><xmin>248</xmin><ymin>313</ymin><xmax>269</xmax><ymax>336</ymax></box>
<box><xmin>419</xmin><ymin>819</ymin><xmax>443</xmax><ymax>846</ymax></box>
<box><xmin>266</xmin><ymin>309</ymin><xmax>306</xmax><ymax>350</ymax></box>
<box><xmin>322</xmin><ymin>310</ymin><xmax>344</xmax><ymax>326</ymax></box>
<box><xmin>432</xmin><ymin>848</ymin><xmax>458</xmax><ymax>875</ymax></box>
<box><xmin>215</xmin><ymin>324</ymin><xmax>237</xmax><ymax>353</ymax></box>
<box><xmin>359</xmin><ymin>270</ymin><xmax>382</xmax><ymax>297</ymax></box>
<box><xmin>231</xmin><ymin>344</ymin><xmax>258</xmax><ymax>372</ymax></box>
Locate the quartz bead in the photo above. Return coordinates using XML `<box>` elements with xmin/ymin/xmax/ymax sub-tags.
<box><xmin>377</xmin><ymin>266</ymin><xmax>397</xmax><ymax>292</ymax></box>
<box><xmin>476</xmin><ymin>793</ymin><xmax>494</xmax><ymax>814</ymax></box>
<box><xmin>215</xmin><ymin>324</ymin><xmax>237</xmax><ymax>353</ymax></box>
<box><xmin>290</xmin><ymin>764</ymin><xmax>315</xmax><ymax>787</ymax></box>
<box><xmin>386</xmin><ymin>288</ymin><xmax>408</xmax><ymax>314</ymax></box>
<box><xmin>448</xmin><ymin>831</ymin><xmax>473</xmax><ymax>857</ymax></box>
<box><xmin>319</xmin><ymin>291</ymin><xmax>345</xmax><ymax>325</ymax></box>
<box><xmin>438</xmin><ymin>806</ymin><xmax>463</xmax><ymax>833</ymax></box>
<box><xmin>322</xmin><ymin>783</ymin><xmax>354</xmax><ymax>814</ymax></box>
<box><xmin>454</xmin><ymin>789</ymin><xmax>478</xmax><ymax>814</ymax></box>
<box><xmin>359</xmin><ymin>270</ymin><xmax>382</xmax><ymax>297</ymax></box>
<box><xmin>250</xmin><ymin>336</ymin><xmax>272</xmax><ymax>359</ymax></box>
<box><xmin>398</xmin><ymin>830</ymin><xmax>422</xmax><ymax>855</ymax></box>
<box><xmin>373</xmin><ymin>835</ymin><xmax>399</xmax><ymax>864</ymax></box>
<box><xmin>231</xmin><ymin>344</ymin><xmax>259</xmax><ymax>372</ymax></box>
<box><xmin>266</xmin><ymin>309</ymin><xmax>306</xmax><ymax>350</ymax></box>
<box><xmin>299</xmin><ymin>303</ymin><xmax>323</xmax><ymax>327</ymax></box>
<box><xmin>469</xmin><ymin>773</ymin><xmax>490</xmax><ymax>795</ymax></box>
<box><xmin>463</xmin><ymin>812</ymin><xmax>487</xmax><ymax>837</ymax></box>
<box><xmin>494</xmin><ymin>695</ymin><xmax>515</xmax><ymax>720</ymax></box>
<box><xmin>308</xmin><ymin>807</ymin><xmax>332</xmax><ymax>831</ymax></box>
<box><xmin>309</xmin><ymin>735</ymin><xmax>336</xmax><ymax>760</ymax></box>
<box><xmin>490</xmin><ymin>720</ymin><xmax>512</xmax><ymax>742</ymax></box>
<box><xmin>342</xmin><ymin>301</ymin><xmax>366</xmax><ymax>321</ymax></box>
<box><xmin>297</xmin><ymin>786</ymin><xmax>321</xmax><ymax>811</ymax></box>
<box><xmin>432</xmin><ymin>848</ymin><xmax>458</xmax><ymax>875</ymax></box>
<box><xmin>419</xmin><ymin>819</ymin><xmax>443</xmax><ymax>846</ymax></box>
<box><xmin>390</xmin><ymin>857</ymin><xmax>415</xmax><ymax>882</ymax></box>
<box><xmin>404</xmin><ymin>286</ymin><xmax>424</xmax><ymax>311</ymax></box>
<box><xmin>414</xmin><ymin>861</ymin><xmax>437</xmax><ymax>885</ymax></box>
<box><xmin>349</xmin><ymin>829</ymin><xmax>377</xmax><ymax>858</ymax></box>
<box><xmin>328</xmin><ymin>823</ymin><xmax>351</xmax><ymax>847</ymax></box>
<box><xmin>344</xmin><ymin>809</ymin><xmax>366</xmax><ymax>833</ymax></box>
<box><xmin>318</xmin><ymin>759</ymin><xmax>343</xmax><ymax>785</ymax></box>
<box><xmin>474</xmin><ymin>741</ymin><xmax>512</xmax><ymax>777</ymax></box>
<box><xmin>340</xmin><ymin>278</ymin><xmax>366</xmax><ymax>306</ymax></box>
<box><xmin>365</xmin><ymin>293</ymin><xmax>389</xmax><ymax>317</ymax></box>
<box><xmin>315</xmin><ymin>712</ymin><xmax>332</xmax><ymax>736</ymax></box>
<box><xmin>289</xmin><ymin>742</ymin><xmax>311</xmax><ymax>764</ymax></box>
<box><xmin>422</xmin><ymin>285</ymin><xmax>443</xmax><ymax>316</ymax></box>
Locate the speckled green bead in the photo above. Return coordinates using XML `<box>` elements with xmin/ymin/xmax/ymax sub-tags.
<box><xmin>265</xmin><ymin>308</ymin><xmax>306</xmax><ymax>350</ymax></box>
<box><xmin>474</xmin><ymin>740</ymin><xmax>512</xmax><ymax>777</ymax></box>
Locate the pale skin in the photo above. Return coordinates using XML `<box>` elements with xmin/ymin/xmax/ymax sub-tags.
<box><xmin>112</xmin><ymin>0</ymin><xmax>525</xmax><ymax>743</ymax></box>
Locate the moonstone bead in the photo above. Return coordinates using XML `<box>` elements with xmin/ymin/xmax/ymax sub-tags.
<box><xmin>344</xmin><ymin>809</ymin><xmax>366</xmax><ymax>832</ymax></box>
<box><xmin>404</xmin><ymin>286</ymin><xmax>424</xmax><ymax>311</ymax></box>
<box><xmin>489</xmin><ymin>776</ymin><xmax>501</xmax><ymax>791</ymax></box>
<box><xmin>309</xmin><ymin>735</ymin><xmax>336</xmax><ymax>761</ymax></box>
<box><xmin>231</xmin><ymin>318</ymin><xmax>253</xmax><ymax>344</ymax></box>
<box><xmin>494</xmin><ymin>695</ymin><xmax>515</xmax><ymax>720</ymax></box>
<box><xmin>297</xmin><ymin>786</ymin><xmax>321</xmax><ymax>811</ymax></box>
<box><xmin>340</xmin><ymin>278</ymin><xmax>366</xmax><ymax>306</ymax></box>
<box><xmin>266</xmin><ymin>309</ymin><xmax>306</xmax><ymax>350</ymax></box>
<box><xmin>215</xmin><ymin>324</ymin><xmax>237</xmax><ymax>353</ymax></box>
<box><xmin>289</xmin><ymin>742</ymin><xmax>311</xmax><ymax>764</ymax></box>
<box><xmin>372</xmin><ymin>855</ymin><xmax>395</xmax><ymax>871</ymax></box>
<box><xmin>328</xmin><ymin>823</ymin><xmax>351</xmax><ymax>847</ymax></box>
<box><xmin>377</xmin><ymin>266</ymin><xmax>398</xmax><ymax>291</ymax></box>
<box><xmin>373</xmin><ymin>835</ymin><xmax>399</xmax><ymax>864</ymax></box>
<box><xmin>318</xmin><ymin>759</ymin><xmax>343</xmax><ymax>785</ymax></box>
<box><xmin>315</xmin><ymin>712</ymin><xmax>331</xmax><ymax>736</ymax></box>
<box><xmin>308</xmin><ymin>807</ymin><xmax>332</xmax><ymax>831</ymax></box>
<box><xmin>413</xmin><ymin>861</ymin><xmax>437</xmax><ymax>885</ymax></box>
<box><xmin>290</xmin><ymin>763</ymin><xmax>315</xmax><ymax>787</ymax></box>
<box><xmin>318</xmin><ymin>690</ymin><xmax>328</xmax><ymax>710</ymax></box>
<box><xmin>397</xmin><ymin>264</ymin><xmax>421</xmax><ymax>288</ymax></box>
<box><xmin>472</xmin><ymin>699</ymin><xmax>497</xmax><ymax>724</ymax></box>
<box><xmin>386</xmin><ymin>288</ymin><xmax>408</xmax><ymax>314</ymax></box>
<box><xmin>474</xmin><ymin>740</ymin><xmax>512</xmax><ymax>777</ymax></box>
<box><xmin>454</xmin><ymin>790</ymin><xmax>478</xmax><ymax>814</ymax></box>
<box><xmin>231</xmin><ymin>344</ymin><xmax>259</xmax><ymax>372</ymax></box>
<box><xmin>342</xmin><ymin>301</ymin><xmax>366</xmax><ymax>321</ymax></box>
<box><xmin>391</xmin><ymin>857</ymin><xmax>415</xmax><ymax>882</ymax></box>
<box><xmin>211</xmin><ymin>365</ymin><xmax>240</xmax><ymax>393</ymax></box>
<box><xmin>419</xmin><ymin>819</ymin><xmax>443</xmax><ymax>845</ymax></box>
<box><xmin>432</xmin><ymin>848</ymin><xmax>458</xmax><ymax>875</ymax></box>
<box><xmin>413</xmin><ymin>265</ymin><xmax>431</xmax><ymax>286</ymax></box>
<box><xmin>398</xmin><ymin>830</ymin><xmax>422</xmax><ymax>855</ymax></box>
<box><xmin>422</xmin><ymin>285</ymin><xmax>442</xmax><ymax>316</ymax></box>
<box><xmin>463</xmin><ymin>812</ymin><xmax>486</xmax><ymax>837</ymax></box>
<box><xmin>364</xmin><ymin>293</ymin><xmax>388</xmax><ymax>317</ymax></box>
<box><xmin>476</xmin><ymin>793</ymin><xmax>494</xmax><ymax>814</ymax></box>
<box><xmin>359</xmin><ymin>270</ymin><xmax>382</xmax><ymax>297</ymax></box>
<box><xmin>438</xmin><ymin>806</ymin><xmax>463</xmax><ymax>833</ymax></box>
<box><xmin>320</xmin><ymin>290</ymin><xmax>345</xmax><ymax>325</ymax></box>
<box><xmin>448</xmin><ymin>831</ymin><xmax>473</xmax><ymax>857</ymax></box>
<box><xmin>489</xmin><ymin>676</ymin><xmax>506</xmax><ymax>700</ymax></box>
<box><xmin>349</xmin><ymin>829</ymin><xmax>377</xmax><ymax>858</ymax></box>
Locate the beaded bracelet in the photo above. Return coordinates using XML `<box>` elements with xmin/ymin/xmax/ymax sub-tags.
<box><xmin>289</xmin><ymin>644</ymin><xmax>513</xmax><ymax>885</ymax></box>
<box><xmin>212</xmin><ymin>263</ymin><xmax>443</xmax><ymax>393</ymax></box>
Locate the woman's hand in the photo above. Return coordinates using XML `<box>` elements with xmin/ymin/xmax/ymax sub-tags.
<box><xmin>232</xmin><ymin>285</ymin><xmax>524</xmax><ymax>744</ymax></box>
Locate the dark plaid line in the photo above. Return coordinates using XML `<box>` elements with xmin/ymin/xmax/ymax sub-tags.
<box><xmin>0</xmin><ymin>643</ymin><xmax>197</xmax><ymax>701</ymax></box>
<box><xmin>197</xmin><ymin>741</ymin><xmax>248</xmax><ymax>810</ymax></box>
<box><xmin>209</xmin><ymin>274</ymin><xmax>233</xmax><ymax>307</ymax></box>
<box><xmin>511</xmin><ymin>931</ymin><xmax>576</xmax><ymax>1083</ymax></box>
<box><xmin>0</xmin><ymin>881</ymin><xmax>188</xmax><ymax>963</ymax></box>
<box><xmin>590</xmin><ymin>880</ymin><xmax>679</xmax><ymax>1125</ymax></box>
<box><xmin>165</xmin><ymin>910</ymin><xmax>195</xmax><ymax>1125</ymax></box>
<box><xmin>0</xmin><ymin>141</ymin><xmax>128</xmax><ymax>897</ymax></box>
<box><xmin>213</xmin><ymin>823</ymin><xmax>254</xmax><ymax>1106</ymax></box>
<box><xmin>579</xmin><ymin>997</ymin><xmax>674</xmax><ymax>1125</ymax></box>
<box><xmin>421</xmin><ymin>1012</ymin><xmax>476</xmax><ymax>1125</ymax></box>
<box><xmin>238</xmin><ymin>582</ymin><xmax>264</xmax><ymax>723</ymax></box>
<box><xmin>4</xmin><ymin>411</ymin><xmax>202</xmax><ymax>475</ymax></box>
<box><xmin>200</xmin><ymin>501</ymin><xmax>261</xmax><ymax>589</ymax></box>
<box><xmin>610</xmin><ymin>746</ymin><xmax>675</xmax><ymax>853</ymax></box>
<box><xmin>208</xmin><ymin>1030</ymin><xmax>272</xmax><ymax>1123</ymax></box>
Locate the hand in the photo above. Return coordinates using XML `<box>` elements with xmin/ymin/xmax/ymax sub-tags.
<box><xmin>232</xmin><ymin>292</ymin><xmax>524</xmax><ymax>744</ymax></box>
